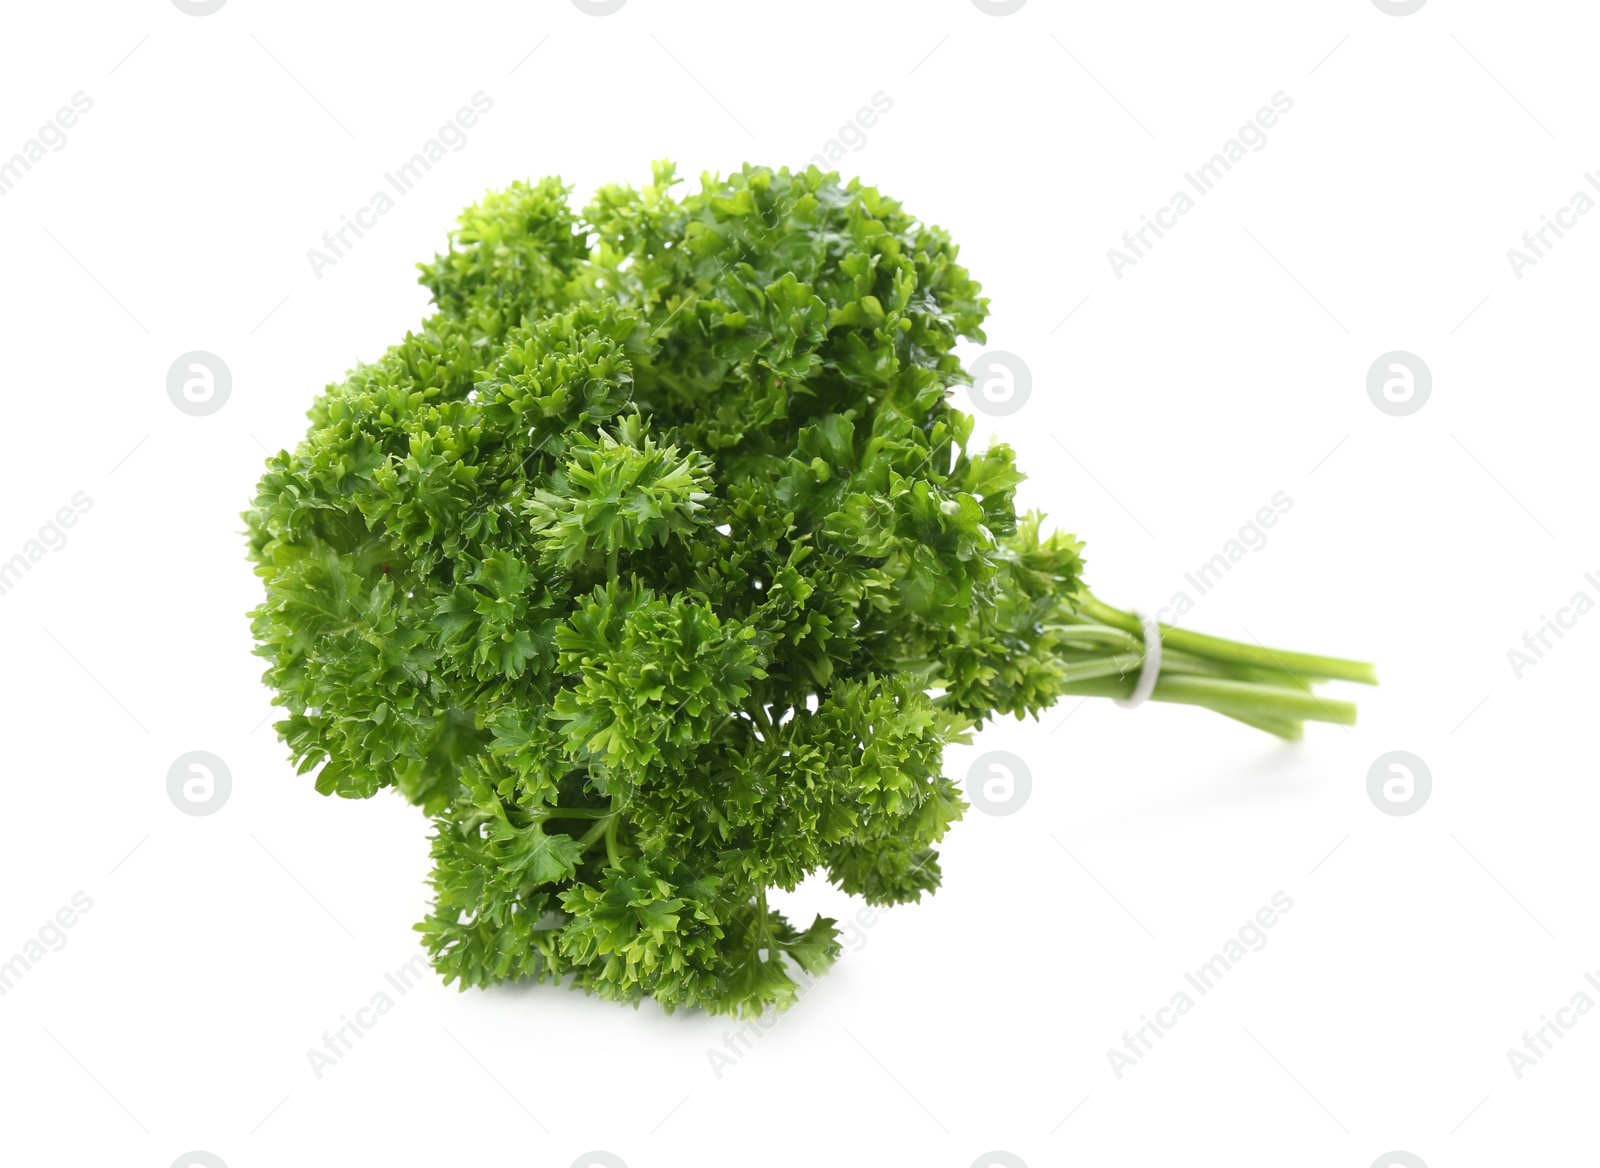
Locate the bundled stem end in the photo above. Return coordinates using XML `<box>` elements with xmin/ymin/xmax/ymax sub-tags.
<box><xmin>1057</xmin><ymin>595</ymin><xmax>1376</xmax><ymax>740</ymax></box>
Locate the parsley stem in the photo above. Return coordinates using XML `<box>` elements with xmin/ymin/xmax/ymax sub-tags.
<box><xmin>1056</xmin><ymin>673</ymin><xmax>1357</xmax><ymax>726</ymax></box>
<box><xmin>576</xmin><ymin>815</ymin><xmax>614</xmax><ymax>852</ymax></box>
<box><xmin>1007</xmin><ymin>593</ymin><xmax>1380</xmax><ymax>738</ymax></box>
<box><xmin>754</xmin><ymin>888</ymin><xmax>775</xmax><ymax>953</ymax></box>
<box><xmin>1078</xmin><ymin>594</ymin><xmax>1378</xmax><ymax>685</ymax></box>
<box><xmin>604</xmin><ymin>817</ymin><xmax>621</xmax><ymax>869</ymax></box>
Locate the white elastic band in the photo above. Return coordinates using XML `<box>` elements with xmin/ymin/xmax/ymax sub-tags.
<box><xmin>1115</xmin><ymin>611</ymin><xmax>1163</xmax><ymax>709</ymax></box>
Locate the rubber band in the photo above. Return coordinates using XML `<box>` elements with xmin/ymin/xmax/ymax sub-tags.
<box><xmin>1115</xmin><ymin>611</ymin><xmax>1163</xmax><ymax>709</ymax></box>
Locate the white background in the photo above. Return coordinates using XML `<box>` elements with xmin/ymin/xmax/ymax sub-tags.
<box><xmin>0</xmin><ymin>1</ymin><xmax>1595</xmax><ymax>1166</ymax></box>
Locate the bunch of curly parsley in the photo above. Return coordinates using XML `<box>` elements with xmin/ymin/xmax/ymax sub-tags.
<box><xmin>246</xmin><ymin>162</ymin><xmax>1373</xmax><ymax>1016</ymax></box>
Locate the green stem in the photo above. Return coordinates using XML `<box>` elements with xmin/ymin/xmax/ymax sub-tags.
<box><xmin>604</xmin><ymin>817</ymin><xmax>621</xmax><ymax>869</ymax></box>
<box><xmin>1045</xmin><ymin>591</ymin><xmax>1375</xmax><ymax>740</ymax></box>
<box><xmin>1217</xmin><ymin>709</ymin><xmax>1306</xmax><ymax>739</ymax></box>
<box><xmin>1078</xmin><ymin>595</ymin><xmax>1377</xmax><ymax>685</ymax></box>
<box><xmin>575</xmin><ymin>815</ymin><xmax>614</xmax><ymax>853</ymax></box>
<box><xmin>748</xmin><ymin>702</ymin><xmax>776</xmax><ymax>737</ymax></box>
<box><xmin>1055</xmin><ymin>673</ymin><xmax>1357</xmax><ymax>726</ymax></box>
<box><xmin>754</xmin><ymin>888</ymin><xmax>774</xmax><ymax>953</ymax></box>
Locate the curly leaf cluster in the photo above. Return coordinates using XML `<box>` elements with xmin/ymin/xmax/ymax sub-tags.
<box><xmin>247</xmin><ymin>163</ymin><xmax>1088</xmax><ymax>1016</ymax></box>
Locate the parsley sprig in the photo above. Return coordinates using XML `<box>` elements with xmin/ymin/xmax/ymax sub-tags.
<box><xmin>247</xmin><ymin>162</ymin><xmax>1374</xmax><ymax>1016</ymax></box>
